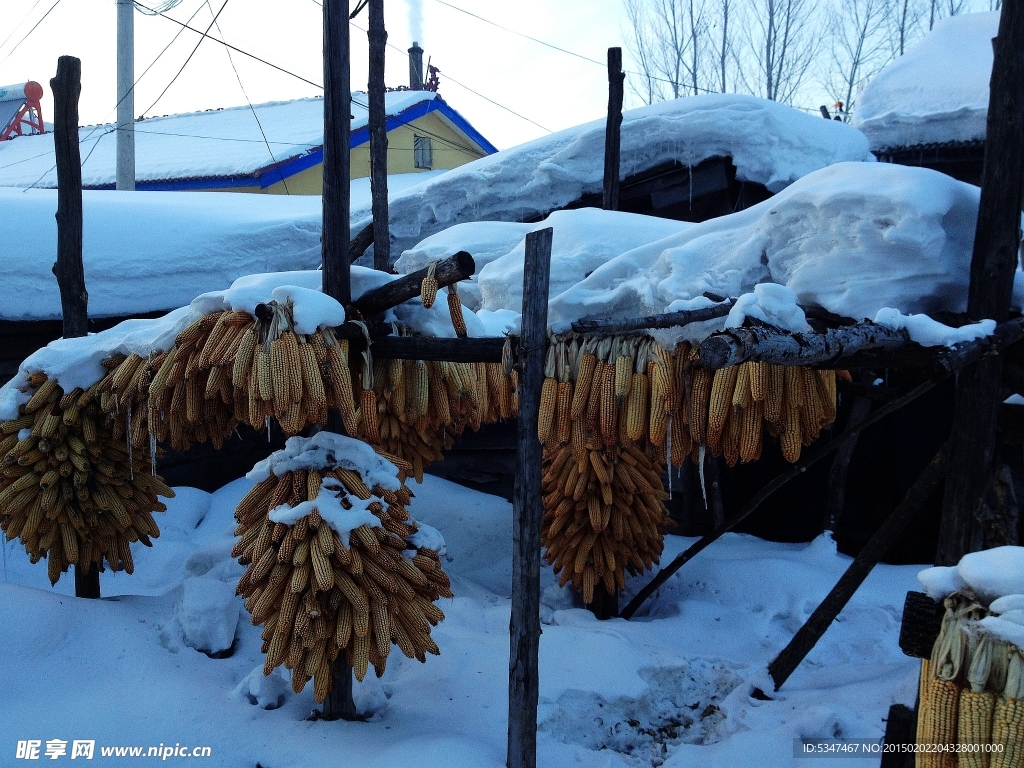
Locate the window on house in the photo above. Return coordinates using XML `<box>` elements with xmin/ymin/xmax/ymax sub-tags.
<box><xmin>414</xmin><ymin>135</ymin><xmax>433</xmax><ymax>169</ymax></box>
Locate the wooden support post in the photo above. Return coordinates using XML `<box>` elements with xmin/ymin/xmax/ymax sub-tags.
<box><xmin>367</xmin><ymin>0</ymin><xmax>390</xmax><ymax>271</ymax></box>
<box><xmin>823</xmin><ymin>393</ymin><xmax>872</xmax><ymax>532</ymax></box>
<box><xmin>938</xmin><ymin>0</ymin><xmax>1024</xmax><ymax>564</ymax></box>
<box><xmin>507</xmin><ymin>228</ymin><xmax>552</xmax><ymax>768</ymax></box>
<box><xmin>603</xmin><ymin>47</ymin><xmax>624</xmax><ymax>212</ymax></box>
<box><xmin>321</xmin><ymin>0</ymin><xmax>357</xmax><ymax>722</ymax></box>
<box><xmin>570</xmin><ymin>300</ymin><xmax>734</xmax><ymax>335</ymax></box>
<box><xmin>350</xmin><ymin>251</ymin><xmax>475</xmax><ymax>317</ymax></box>
<box><xmin>322</xmin><ymin>0</ymin><xmax>352</xmax><ymax>310</ymax></box>
<box><xmin>767</xmin><ymin>444</ymin><xmax>949</xmax><ymax>692</ymax></box>
<box><xmin>51</xmin><ymin>56</ymin><xmax>97</xmax><ymax>600</ymax></box>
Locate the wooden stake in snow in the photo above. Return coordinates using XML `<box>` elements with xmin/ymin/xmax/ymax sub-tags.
<box><xmin>321</xmin><ymin>0</ymin><xmax>357</xmax><ymax>721</ymax></box>
<box><xmin>507</xmin><ymin>228</ymin><xmax>552</xmax><ymax>768</ymax></box>
<box><xmin>51</xmin><ymin>56</ymin><xmax>97</xmax><ymax>600</ymax></box>
<box><xmin>603</xmin><ymin>47</ymin><xmax>624</xmax><ymax>212</ymax></box>
<box><xmin>938</xmin><ymin>0</ymin><xmax>1024</xmax><ymax>564</ymax></box>
<box><xmin>367</xmin><ymin>0</ymin><xmax>390</xmax><ymax>271</ymax></box>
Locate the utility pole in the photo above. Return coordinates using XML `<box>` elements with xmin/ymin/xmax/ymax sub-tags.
<box><xmin>367</xmin><ymin>0</ymin><xmax>390</xmax><ymax>271</ymax></box>
<box><xmin>116</xmin><ymin>0</ymin><xmax>135</xmax><ymax>191</ymax></box>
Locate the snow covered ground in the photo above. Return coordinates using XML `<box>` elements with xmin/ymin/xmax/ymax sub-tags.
<box><xmin>1</xmin><ymin>472</ymin><xmax>924</xmax><ymax>767</ymax></box>
<box><xmin>853</xmin><ymin>12</ymin><xmax>998</xmax><ymax>150</ymax></box>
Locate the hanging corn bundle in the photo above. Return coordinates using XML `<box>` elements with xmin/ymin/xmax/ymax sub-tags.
<box><xmin>232</xmin><ymin>433</ymin><xmax>451</xmax><ymax>700</ymax></box>
<box><xmin>915</xmin><ymin>593</ymin><xmax>1024</xmax><ymax>768</ymax></box>
<box><xmin>0</xmin><ymin>373</ymin><xmax>171</xmax><ymax>585</ymax></box>
<box><xmin>540</xmin><ymin>441</ymin><xmax>671</xmax><ymax>604</ymax></box>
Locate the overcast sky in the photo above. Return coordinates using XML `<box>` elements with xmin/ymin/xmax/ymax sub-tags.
<box><xmin>0</xmin><ymin>0</ymin><xmax>635</xmax><ymax>151</ymax></box>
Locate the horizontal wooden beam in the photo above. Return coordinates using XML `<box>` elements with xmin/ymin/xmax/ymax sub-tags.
<box><xmin>699</xmin><ymin>321</ymin><xmax>910</xmax><ymax>369</ymax></box>
<box><xmin>350</xmin><ymin>251</ymin><xmax>476</xmax><ymax>318</ymax></box>
<box><xmin>570</xmin><ymin>300</ymin><xmax>734</xmax><ymax>335</ymax></box>
<box><xmin>370</xmin><ymin>335</ymin><xmax>507</xmax><ymax>363</ymax></box>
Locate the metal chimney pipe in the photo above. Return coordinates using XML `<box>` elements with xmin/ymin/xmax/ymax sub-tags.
<box><xmin>408</xmin><ymin>42</ymin><xmax>424</xmax><ymax>90</ymax></box>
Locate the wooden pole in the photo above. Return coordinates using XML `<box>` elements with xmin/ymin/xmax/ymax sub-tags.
<box><xmin>321</xmin><ymin>0</ymin><xmax>357</xmax><ymax>721</ymax></box>
<box><xmin>51</xmin><ymin>56</ymin><xmax>96</xmax><ymax>599</ymax></box>
<box><xmin>570</xmin><ymin>300</ymin><xmax>734</xmax><ymax>335</ymax></box>
<box><xmin>507</xmin><ymin>228</ymin><xmax>552</xmax><ymax>768</ymax></box>
<box><xmin>115</xmin><ymin>0</ymin><xmax>135</xmax><ymax>191</ymax></box>
<box><xmin>322</xmin><ymin>0</ymin><xmax>352</xmax><ymax>309</ymax></box>
<box><xmin>350</xmin><ymin>251</ymin><xmax>475</xmax><ymax>317</ymax></box>
<box><xmin>937</xmin><ymin>0</ymin><xmax>1024</xmax><ymax>564</ymax></box>
<box><xmin>367</xmin><ymin>0</ymin><xmax>390</xmax><ymax>271</ymax></box>
<box><xmin>767</xmin><ymin>443</ymin><xmax>949</xmax><ymax>691</ymax></box>
<box><xmin>602</xmin><ymin>47</ymin><xmax>624</xmax><ymax>212</ymax></box>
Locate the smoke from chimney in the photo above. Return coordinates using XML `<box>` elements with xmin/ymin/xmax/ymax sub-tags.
<box><xmin>406</xmin><ymin>0</ymin><xmax>423</xmax><ymax>45</ymax></box>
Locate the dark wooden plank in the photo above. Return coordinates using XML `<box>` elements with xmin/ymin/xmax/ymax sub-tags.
<box><xmin>938</xmin><ymin>0</ymin><xmax>1024</xmax><ymax>564</ymax></box>
<box><xmin>367</xmin><ymin>0</ymin><xmax>390</xmax><ymax>271</ymax></box>
<box><xmin>603</xmin><ymin>47</ymin><xmax>624</xmax><ymax>212</ymax></box>
<box><xmin>880</xmin><ymin>704</ymin><xmax>917</xmax><ymax>768</ymax></box>
<box><xmin>371</xmin><ymin>335</ymin><xmax>505</xmax><ymax>363</ymax></box>
<box><xmin>766</xmin><ymin>444</ymin><xmax>948</xmax><ymax>691</ymax></box>
<box><xmin>898</xmin><ymin>591</ymin><xmax>945</xmax><ymax>660</ymax></box>
<box><xmin>320</xmin><ymin>0</ymin><xmax>357</xmax><ymax>722</ymax></box>
<box><xmin>350</xmin><ymin>251</ymin><xmax>475</xmax><ymax>318</ymax></box>
<box><xmin>507</xmin><ymin>228</ymin><xmax>552</xmax><ymax>768</ymax></box>
<box><xmin>570</xmin><ymin>300</ymin><xmax>734</xmax><ymax>335</ymax></box>
<box><xmin>823</xmin><ymin>394</ymin><xmax>873</xmax><ymax>531</ymax></box>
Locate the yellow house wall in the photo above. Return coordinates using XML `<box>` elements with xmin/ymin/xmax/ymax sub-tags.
<box><xmin>193</xmin><ymin>112</ymin><xmax>485</xmax><ymax>195</ymax></box>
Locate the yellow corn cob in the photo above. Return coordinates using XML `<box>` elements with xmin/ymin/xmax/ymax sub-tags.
<box><xmin>990</xmin><ymin>697</ymin><xmax>1022</xmax><ymax>768</ymax></box>
<box><xmin>723</xmin><ymin>406</ymin><xmax>741</xmax><ymax>466</ymax></box>
<box><xmin>555</xmin><ymin>381</ymin><xmax>572</xmax><ymax>445</ymax></box>
<box><xmin>689</xmin><ymin>367</ymin><xmax>712</xmax><ymax>446</ymax></box>
<box><xmin>625</xmin><ymin>372</ymin><xmax>649</xmax><ymax>443</ymax></box>
<box><xmin>299</xmin><ymin>343</ymin><xmax>327</xmax><ymax>416</ymax></box>
<box><xmin>599</xmin><ymin>363</ymin><xmax>618</xmax><ymax>449</ymax></box>
<box><xmin>447</xmin><ymin>287</ymin><xmax>467</xmax><ymax>338</ymax></box>
<box><xmin>764</xmin><ymin>364</ymin><xmax>785</xmax><ymax>425</ymax></box>
<box><xmin>780</xmin><ymin>393</ymin><xmax>802</xmax><ymax>463</ymax></box>
<box><xmin>421</xmin><ymin>276</ymin><xmax>438</xmax><ymax>308</ymax></box>
<box><xmin>740</xmin><ymin>399</ymin><xmax>764</xmax><ymax>463</ymax></box>
<box><xmin>572</xmin><ymin>353</ymin><xmax>597</xmax><ymax>420</ymax></box>
<box><xmin>732</xmin><ymin>363</ymin><xmax>751</xmax><ymax>410</ymax></box>
<box><xmin>538</xmin><ymin>378</ymin><xmax>557</xmax><ymax>443</ymax></box>
<box><xmin>614</xmin><ymin>354</ymin><xmax>633</xmax><ymax>404</ymax></box>
<box><xmin>585</xmin><ymin>360</ymin><xmax>606</xmax><ymax>436</ymax></box>
<box><xmin>816</xmin><ymin>369</ymin><xmax>838</xmax><ymax>426</ymax></box>
<box><xmin>958</xmin><ymin>690</ymin><xmax>995</xmax><ymax>768</ymax></box>
<box><xmin>706</xmin><ymin>365</ymin><xmax>738</xmax><ymax>453</ymax></box>
<box><xmin>361</xmin><ymin>390</ymin><xmax>379</xmax><ymax>443</ymax></box>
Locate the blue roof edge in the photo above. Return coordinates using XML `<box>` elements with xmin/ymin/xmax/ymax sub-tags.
<box><xmin>82</xmin><ymin>95</ymin><xmax>496</xmax><ymax>191</ymax></box>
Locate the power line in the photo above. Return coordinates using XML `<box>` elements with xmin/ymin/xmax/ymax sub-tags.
<box><xmin>143</xmin><ymin>0</ymin><xmax>232</xmax><ymax>117</ymax></box>
<box><xmin>202</xmin><ymin>0</ymin><xmax>291</xmax><ymax>194</ymax></box>
<box><xmin>0</xmin><ymin>0</ymin><xmax>47</xmax><ymax>56</ymax></box>
<box><xmin>134</xmin><ymin>1</ymin><xmax>323</xmax><ymax>89</ymax></box>
<box><xmin>0</xmin><ymin>0</ymin><xmax>61</xmax><ymax>66</ymax></box>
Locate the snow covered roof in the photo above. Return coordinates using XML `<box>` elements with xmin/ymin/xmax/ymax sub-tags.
<box><xmin>853</xmin><ymin>12</ymin><xmax>998</xmax><ymax>151</ymax></box>
<box><xmin>355</xmin><ymin>94</ymin><xmax>873</xmax><ymax>258</ymax></box>
<box><xmin>0</xmin><ymin>172</ymin><xmax>443</xmax><ymax>322</ymax></box>
<box><xmin>0</xmin><ymin>91</ymin><xmax>495</xmax><ymax>190</ymax></box>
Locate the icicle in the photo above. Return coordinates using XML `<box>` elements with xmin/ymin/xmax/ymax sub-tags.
<box><xmin>697</xmin><ymin>444</ymin><xmax>708</xmax><ymax>510</ymax></box>
<box><xmin>688</xmin><ymin>162</ymin><xmax>693</xmax><ymax>211</ymax></box>
<box><xmin>666</xmin><ymin>415</ymin><xmax>673</xmax><ymax>497</ymax></box>
<box><xmin>266</xmin><ymin>415</ymin><xmax>272</xmax><ymax>443</ymax></box>
<box><xmin>149</xmin><ymin>432</ymin><xmax>157</xmax><ymax>477</ymax></box>
<box><xmin>126</xmin><ymin>402</ymin><xmax>133</xmax><ymax>480</ymax></box>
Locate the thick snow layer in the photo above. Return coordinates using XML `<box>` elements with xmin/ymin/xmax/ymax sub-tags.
<box><xmin>874</xmin><ymin>309</ymin><xmax>995</xmax><ymax>347</ymax></box>
<box><xmin>957</xmin><ymin>546</ymin><xmax>1024</xmax><ymax>603</ymax></box>
<box><xmin>0</xmin><ymin>91</ymin><xmax>439</xmax><ymax>188</ymax></box>
<box><xmin>978</xmin><ymin>616</ymin><xmax>1024</xmax><ymax>650</ymax></box>
<box><xmin>917</xmin><ymin>566</ymin><xmax>968</xmax><ymax>601</ymax></box>
<box><xmin>248</xmin><ymin>432</ymin><xmax>401</xmax><ymax>493</ymax></box>
<box><xmin>990</xmin><ymin>595</ymin><xmax>1024</xmax><ymax>614</ymax></box>
<box><xmin>547</xmin><ymin>162</ymin><xmax>1023</xmax><ymax>339</ymax></box>
<box><xmin>726</xmin><ymin>284</ymin><xmax>810</xmax><ymax>334</ymax></box>
<box><xmin>476</xmin><ymin>209</ymin><xmax>694</xmax><ymax>314</ymax></box>
<box><xmin>0</xmin><ymin>188</ymin><xmax>322</xmax><ymax>321</ymax></box>
<box><xmin>175</xmin><ymin>575</ymin><xmax>241</xmax><ymax>655</ymax></box>
<box><xmin>270</xmin><ymin>286</ymin><xmax>346</xmax><ymax>334</ymax></box>
<box><xmin>853</xmin><ymin>13</ymin><xmax>998</xmax><ymax>149</ymax></box>
<box><xmin>355</xmin><ymin>94</ymin><xmax>873</xmax><ymax>257</ymax></box>
<box><xmin>0</xmin><ymin>474</ymin><xmax>925</xmax><ymax>767</ymax></box>
<box><xmin>268</xmin><ymin>480</ymin><xmax>381</xmax><ymax>549</ymax></box>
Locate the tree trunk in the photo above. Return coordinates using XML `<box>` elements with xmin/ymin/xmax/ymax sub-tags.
<box><xmin>507</xmin><ymin>229</ymin><xmax>552</xmax><ymax>768</ymax></box>
<box><xmin>350</xmin><ymin>251</ymin><xmax>475</xmax><ymax>318</ymax></box>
